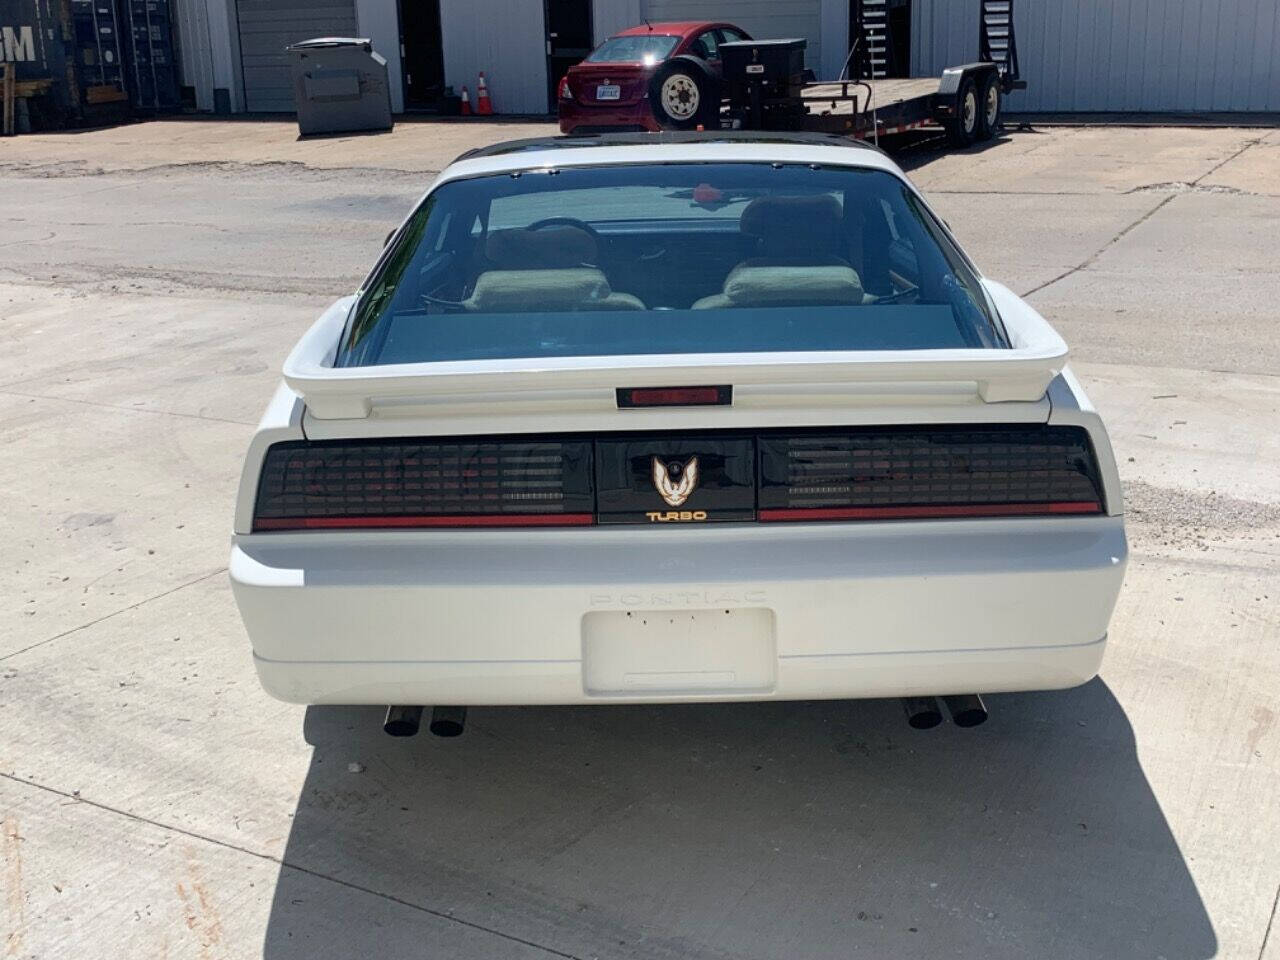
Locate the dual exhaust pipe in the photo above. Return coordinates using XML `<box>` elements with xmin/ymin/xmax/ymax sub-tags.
<box><xmin>385</xmin><ymin>697</ymin><xmax>984</xmax><ymax>737</ymax></box>
<box><xmin>383</xmin><ymin>705</ymin><xmax>466</xmax><ymax>738</ymax></box>
<box><xmin>901</xmin><ymin>694</ymin><xmax>988</xmax><ymax>729</ymax></box>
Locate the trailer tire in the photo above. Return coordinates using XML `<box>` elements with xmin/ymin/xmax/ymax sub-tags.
<box><xmin>944</xmin><ymin>76</ymin><xmax>979</xmax><ymax>148</ymax></box>
<box><xmin>977</xmin><ymin>74</ymin><xmax>1001</xmax><ymax>140</ymax></box>
<box><xmin>649</xmin><ymin>57</ymin><xmax>719</xmax><ymax>130</ymax></box>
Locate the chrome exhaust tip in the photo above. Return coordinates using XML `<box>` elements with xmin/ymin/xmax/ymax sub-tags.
<box><xmin>383</xmin><ymin>705</ymin><xmax>424</xmax><ymax>737</ymax></box>
<box><xmin>901</xmin><ymin>696</ymin><xmax>944</xmax><ymax>730</ymax></box>
<box><xmin>429</xmin><ymin>705</ymin><xmax>467</xmax><ymax>738</ymax></box>
<box><xmin>942</xmin><ymin>694</ymin><xmax>988</xmax><ymax>728</ymax></box>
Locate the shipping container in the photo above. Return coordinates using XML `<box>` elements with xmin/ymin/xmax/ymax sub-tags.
<box><xmin>124</xmin><ymin>0</ymin><xmax>179</xmax><ymax>110</ymax></box>
<box><xmin>68</xmin><ymin>0</ymin><xmax>129</xmax><ymax>118</ymax></box>
<box><xmin>1</xmin><ymin>0</ymin><xmax>74</xmax><ymax>124</ymax></box>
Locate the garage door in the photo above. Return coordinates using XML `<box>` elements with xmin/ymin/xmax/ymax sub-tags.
<box><xmin>237</xmin><ymin>0</ymin><xmax>357</xmax><ymax>112</ymax></box>
<box><xmin>639</xmin><ymin>0</ymin><xmax>821</xmax><ymax>53</ymax></box>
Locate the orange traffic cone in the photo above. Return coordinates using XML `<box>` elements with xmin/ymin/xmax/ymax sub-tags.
<box><xmin>476</xmin><ymin>72</ymin><xmax>493</xmax><ymax>115</ymax></box>
<box><xmin>460</xmin><ymin>86</ymin><xmax>472</xmax><ymax>116</ymax></box>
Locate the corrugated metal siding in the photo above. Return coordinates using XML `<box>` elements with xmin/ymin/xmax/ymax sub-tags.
<box><xmin>353</xmin><ymin>0</ymin><xmax>403</xmax><ymax>113</ymax></box>
<box><xmin>640</xmin><ymin>0</ymin><xmax>823</xmax><ymax>53</ymax></box>
<box><xmin>438</xmin><ymin>0</ymin><xmax>547</xmax><ymax>114</ymax></box>
<box><xmin>236</xmin><ymin>0</ymin><xmax>356</xmax><ymax>112</ymax></box>
<box><xmin>910</xmin><ymin>0</ymin><xmax>970</xmax><ymax>85</ymax></box>
<box><xmin>173</xmin><ymin>0</ymin><xmax>216</xmax><ymax>110</ymax></box>
<box><xmin>913</xmin><ymin>0</ymin><xmax>1280</xmax><ymax>111</ymax></box>
<box><xmin>592</xmin><ymin>0</ymin><xmax>640</xmax><ymax>44</ymax></box>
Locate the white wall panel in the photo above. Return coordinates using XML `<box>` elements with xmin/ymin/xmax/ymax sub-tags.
<box><xmin>439</xmin><ymin>0</ymin><xmax>548</xmax><ymax>114</ymax></box>
<box><xmin>593</xmin><ymin>0</ymin><xmax>641</xmax><ymax>44</ymax></box>
<box><xmin>913</xmin><ymin>0</ymin><xmax>1280</xmax><ymax>112</ymax></box>
<box><xmin>355</xmin><ymin>0</ymin><xmax>402</xmax><ymax>112</ymax></box>
<box><xmin>173</xmin><ymin>0</ymin><xmax>216</xmax><ymax>110</ymax></box>
<box><xmin>236</xmin><ymin>0</ymin><xmax>358</xmax><ymax>112</ymax></box>
<box><xmin>210</xmin><ymin>0</ymin><xmax>245</xmax><ymax>110</ymax></box>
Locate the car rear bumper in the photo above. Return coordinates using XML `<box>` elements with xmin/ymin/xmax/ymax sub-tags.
<box><xmin>558</xmin><ymin>100</ymin><xmax>657</xmax><ymax>134</ymax></box>
<box><xmin>251</xmin><ymin>638</ymin><xmax>1108</xmax><ymax>706</ymax></box>
<box><xmin>231</xmin><ymin>516</ymin><xmax>1126</xmax><ymax>705</ymax></box>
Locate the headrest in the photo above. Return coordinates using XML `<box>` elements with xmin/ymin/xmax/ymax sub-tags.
<box><xmin>465</xmin><ymin>268</ymin><xmax>613</xmax><ymax>312</ymax></box>
<box><xmin>722</xmin><ymin>264</ymin><xmax>864</xmax><ymax>306</ymax></box>
<box><xmin>739</xmin><ymin>194</ymin><xmax>843</xmax><ymax>241</ymax></box>
<box><xmin>485</xmin><ymin>226</ymin><xmax>597</xmax><ymax>269</ymax></box>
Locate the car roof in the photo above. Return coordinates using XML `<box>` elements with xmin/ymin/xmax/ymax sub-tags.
<box><xmin>613</xmin><ymin>22</ymin><xmax>721</xmax><ymax>38</ymax></box>
<box><xmin>457</xmin><ymin>130</ymin><xmax>883</xmax><ymax>162</ymax></box>
<box><xmin>442</xmin><ymin>131</ymin><xmax>903</xmax><ymax>185</ymax></box>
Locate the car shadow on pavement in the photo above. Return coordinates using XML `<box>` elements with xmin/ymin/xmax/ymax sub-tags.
<box><xmin>262</xmin><ymin>679</ymin><xmax>1215</xmax><ymax>960</ymax></box>
<box><xmin>890</xmin><ymin>129</ymin><xmax>1018</xmax><ymax>172</ymax></box>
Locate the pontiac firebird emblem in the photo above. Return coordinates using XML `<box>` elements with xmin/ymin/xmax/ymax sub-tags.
<box><xmin>652</xmin><ymin>456</ymin><xmax>699</xmax><ymax>507</ymax></box>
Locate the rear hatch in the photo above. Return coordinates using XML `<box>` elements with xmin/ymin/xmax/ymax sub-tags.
<box><xmin>283</xmin><ymin>284</ymin><xmax>1070</xmax><ymax>422</ymax></box>
<box><xmin>566</xmin><ymin>63</ymin><xmax>651</xmax><ymax>106</ymax></box>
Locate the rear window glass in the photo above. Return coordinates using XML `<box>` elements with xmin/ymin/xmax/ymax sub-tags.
<box><xmin>339</xmin><ymin>162</ymin><xmax>1006</xmax><ymax>367</ymax></box>
<box><xmin>585</xmin><ymin>35</ymin><xmax>679</xmax><ymax>63</ymax></box>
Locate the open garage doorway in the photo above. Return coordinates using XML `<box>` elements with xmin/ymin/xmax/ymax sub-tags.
<box><xmin>544</xmin><ymin>0</ymin><xmax>592</xmax><ymax>111</ymax></box>
<box><xmin>399</xmin><ymin>0</ymin><xmax>445</xmax><ymax>109</ymax></box>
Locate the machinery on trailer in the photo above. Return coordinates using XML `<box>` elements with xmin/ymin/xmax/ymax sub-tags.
<box><xmin>651</xmin><ymin>0</ymin><xmax>1024</xmax><ymax>148</ymax></box>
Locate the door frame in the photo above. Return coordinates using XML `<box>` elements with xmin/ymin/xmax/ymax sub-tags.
<box><xmin>543</xmin><ymin>0</ymin><xmax>593</xmax><ymax>112</ymax></box>
<box><xmin>397</xmin><ymin>0</ymin><xmax>446</xmax><ymax>111</ymax></box>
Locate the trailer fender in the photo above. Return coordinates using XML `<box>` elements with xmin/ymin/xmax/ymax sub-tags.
<box><xmin>933</xmin><ymin>63</ymin><xmax>998</xmax><ymax>117</ymax></box>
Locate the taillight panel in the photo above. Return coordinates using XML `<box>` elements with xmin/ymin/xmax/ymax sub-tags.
<box><xmin>758</xmin><ymin>426</ymin><xmax>1105</xmax><ymax>521</ymax></box>
<box><xmin>252</xmin><ymin>439</ymin><xmax>594</xmax><ymax>531</ymax></box>
<box><xmin>251</xmin><ymin>426</ymin><xmax>1105</xmax><ymax>531</ymax></box>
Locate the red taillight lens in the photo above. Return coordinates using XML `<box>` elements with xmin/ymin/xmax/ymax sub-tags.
<box><xmin>758</xmin><ymin>502</ymin><xmax>1102</xmax><ymax>522</ymax></box>
<box><xmin>253</xmin><ymin>514</ymin><xmax>595</xmax><ymax>530</ymax></box>
<box><xmin>558</xmin><ymin>76</ymin><xmax>573</xmax><ymax>101</ymax></box>
<box><xmin>252</xmin><ymin>438</ymin><xmax>594</xmax><ymax>532</ymax></box>
<box><xmin>758</xmin><ymin>426</ymin><xmax>1105</xmax><ymax>522</ymax></box>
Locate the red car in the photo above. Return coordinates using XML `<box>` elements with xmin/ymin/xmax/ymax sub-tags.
<box><xmin>558</xmin><ymin>21</ymin><xmax>751</xmax><ymax>134</ymax></box>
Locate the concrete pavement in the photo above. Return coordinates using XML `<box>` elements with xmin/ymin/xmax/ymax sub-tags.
<box><xmin>1</xmin><ymin>120</ymin><xmax>1277</xmax><ymax>960</ymax></box>
<box><xmin>0</xmin><ymin>115</ymin><xmax>555</xmax><ymax>179</ymax></box>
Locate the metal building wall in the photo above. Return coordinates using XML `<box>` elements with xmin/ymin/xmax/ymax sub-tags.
<box><xmin>206</xmin><ymin>0</ymin><xmax>244</xmax><ymax>112</ymax></box>
<box><xmin>913</xmin><ymin>0</ymin><xmax>1280</xmax><ymax>112</ymax></box>
<box><xmin>439</xmin><ymin>0</ymin><xmax>546</xmax><ymax>114</ymax></box>
<box><xmin>353</xmin><ymin>0</ymin><xmax>401</xmax><ymax>113</ymax></box>
<box><xmin>592</xmin><ymin>0</ymin><xmax>638</xmax><ymax>44</ymax></box>
<box><xmin>172</xmin><ymin>0</ymin><xmax>217</xmax><ymax>110</ymax></box>
<box><xmin>236</xmin><ymin>0</ymin><xmax>357</xmax><ymax>112</ymax></box>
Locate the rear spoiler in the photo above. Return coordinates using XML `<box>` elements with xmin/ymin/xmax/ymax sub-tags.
<box><xmin>284</xmin><ymin>282</ymin><xmax>1066</xmax><ymax>420</ymax></box>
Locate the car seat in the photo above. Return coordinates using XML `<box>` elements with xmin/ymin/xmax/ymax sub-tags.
<box><xmin>692</xmin><ymin>195</ymin><xmax>868</xmax><ymax>308</ymax></box>
<box><xmin>464</xmin><ymin>225</ymin><xmax>644</xmax><ymax>311</ymax></box>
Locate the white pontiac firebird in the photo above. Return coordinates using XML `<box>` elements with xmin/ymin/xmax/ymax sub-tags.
<box><xmin>230</xmin><ymin>132</ymin><xmax>1126</xmax><ymax>736</ymax></box>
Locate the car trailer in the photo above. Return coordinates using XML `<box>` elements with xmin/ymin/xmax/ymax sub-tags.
<box><xmin>652</xmin><ymin>0</ymin><xmax>1024</xmax><ymax>149</ymax></box>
